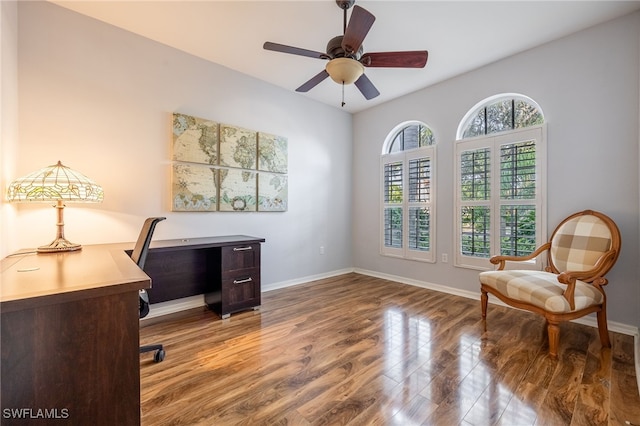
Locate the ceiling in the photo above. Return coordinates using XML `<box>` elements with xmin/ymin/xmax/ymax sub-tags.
<box><xmin>50</xmin><ymin>1</ymin><xmax>640</xmax><ymax>113</ymax></box>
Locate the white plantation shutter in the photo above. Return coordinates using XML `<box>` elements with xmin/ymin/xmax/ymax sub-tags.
<box><xmin>381</xmin><ymin>146</ymin><xmax>435</xmax><ymax>262</ymax></box>
<box><xmin>455</xmin><ymin>125</ymin><xmax>546</xmax><ymax>269</ymax></box>
<box><xmin>383</xmin><ymin>157</ymin><xmax>403</xmax><ymax>251</ymax></box>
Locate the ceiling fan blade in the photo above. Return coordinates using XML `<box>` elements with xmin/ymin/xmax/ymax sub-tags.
<box><xmin>263</xmin><ymin>42</ymin><xmax>327</xmax><ymax>60</ymax></box>
<box><xmin>342</xmin><ymin>5</ymin><xmax>375</xmax><ymax>55</ymax></box>
<box><xmin>296</xmin><ymin>69</ymin><xmax>330</xmax><ymax>92</ymax></box>
<box><xmin>354</xmin><ymin>74</ymin><xmax>380</xmax><ymax>100</ymax></box>
<box><xmin>361</xmin><ymin>51</ymin><xmax>429</xmax><ymax>68</ymax></box>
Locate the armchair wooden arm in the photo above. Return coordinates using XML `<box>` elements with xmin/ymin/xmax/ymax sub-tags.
<box><xmin>556</xmin><ymin>249</ymin><xmax>617</xmax><ymax>284</ymax></box>
<box><xmin>556</xmin><ymin>249</ymin><xmax>617</xmax><ymax>310</ymax></box>
<box><xmin>489</xmin><ymin>242</ymin><xmax>551</xmax><ymax>270</ymax></box>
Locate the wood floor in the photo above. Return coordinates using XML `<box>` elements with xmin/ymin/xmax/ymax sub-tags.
<box><xmin>140</xmin><ymin>273</ymin><xmax>640</xmax><ymax>425</ymax></box>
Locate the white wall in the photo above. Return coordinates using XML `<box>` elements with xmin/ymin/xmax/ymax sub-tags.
<box><xmin>352</xmin><ymin>12</ymin><xmax>640</xmax><ymax>327</ymax></box>
<box><xmin>8</xmin><ymin>1</ymin><xmax>354</xmax><ymax>286</ymax></box>
<box><xmin>1</xmin><ymin>1</ymin><xmax>18</xmax><ymax>257</ymax></box>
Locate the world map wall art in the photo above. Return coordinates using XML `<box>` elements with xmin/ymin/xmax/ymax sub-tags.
<box><xmin>172</xmin><ymin>112</ymin><xmax>288</xmax><ymax>212</ymax></box>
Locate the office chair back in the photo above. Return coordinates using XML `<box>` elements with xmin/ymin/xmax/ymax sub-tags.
<box><xmin>131</xmin><ymin>217</ymin><xmax>166</xmax><ymax>270</ymax></box>
<box><xmin>132</xmin><ymin>217</ymin><xmax>166</xmax><ymax>363</ymax></box>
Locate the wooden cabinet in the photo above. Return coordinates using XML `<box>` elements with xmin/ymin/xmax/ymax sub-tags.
<box><xmin>213</xmin><ymin>243</ymin><xmax>262</xmax><ymax>318</ymax></box>
<box><xmin>139</xmin><ymin>235</ymin><xmax>265</xmax><ymax>319</ymax></box>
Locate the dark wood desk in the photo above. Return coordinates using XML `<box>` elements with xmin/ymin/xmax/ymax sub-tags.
<box><xmin>140</xmin><ymin>235</ymin><xmax>265</xmax><ymax>319</ymax></box>
<box><xmin>0</xmin><ymin>235</ymin><xmax>264</xmax><ymax>424</ymax></box>
<box><xmin>1</xmin><ymin>245</ymin><xmax>150</xmax><ymax>425</ymax></box>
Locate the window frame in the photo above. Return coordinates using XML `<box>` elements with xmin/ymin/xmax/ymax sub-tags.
<box><xmin>380</xmin><ymin>122</ymin><xmax>436</xmax><ymax>263</ymax></box>
<box><xmin>454</xmin><ymin>124</ymin><xmax>547</xmax><ymax>270</ymax></box>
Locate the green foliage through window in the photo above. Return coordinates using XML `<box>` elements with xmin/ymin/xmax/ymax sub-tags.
<box><xmin>384</xmin><ymin>162</ymin><xmax>403</xmax><ymax>203</ymax></box>
<box><xmin>500</xmin><ymin>206</ymin><xmax>536</xmax><ymax>256</ymax></box>
<box><xmin>384</xmin><ymin>207</ymin><xmax>403</xmax><ymax>248</ymax></box>
<box><xmin>460</xmin><ymin>149</ymin><xmax>490</xmax><ymax>201</ymax></box>
<box><xmin>500</xmin><ymin>141</ymin><xmax>536</xmax><ymax>200</ymax></box>
<box><xmin>389</xmin><ymin>124</ymin><xmax>434</xmax><ymax>153</ymax></box>
<box><xmin>462</xmin><ymin>98</ymin><xmax>543</xmax><ymax>139</ymax></box>
<box><xmin>409</xmin><ymin>207</ymin><xmax>430</xmax><ymax>250</ymax></box>
<box><xmin>461</xmin><ymin>206</ymin><xmax>490</xmax><ymax>257</ymax></box>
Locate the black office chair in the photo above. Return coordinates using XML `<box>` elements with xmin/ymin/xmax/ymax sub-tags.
<box><xmin>130</xmin><ymin>217</ymin><xmax>166</xmax><ymax>363</ymax></box>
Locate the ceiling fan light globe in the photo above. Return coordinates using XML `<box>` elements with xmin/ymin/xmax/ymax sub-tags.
<box><xmin>325</xmin><ymin>58</ymin><xmax>364</xmax><ymax>85</ymax></box>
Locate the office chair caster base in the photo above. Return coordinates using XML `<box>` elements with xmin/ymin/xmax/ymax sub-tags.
<box><xmin>140</xmin><ymin>343</ymin><xmax>165</xmax><ymax>362</ymax></box>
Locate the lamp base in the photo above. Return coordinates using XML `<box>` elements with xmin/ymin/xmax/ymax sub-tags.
<box><xmin>37</xmin><ymin>237</ymin><xmax>82</xmax><ymax>253</ymax></box>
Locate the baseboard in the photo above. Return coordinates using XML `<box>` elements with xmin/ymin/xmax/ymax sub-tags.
<box><xmin>261</xmin><ymin>268</ymin><xmax>355</xmax><ymax>292</ymax></box>
<box><xmin>354</xmin><ymin>267</ymin><xmax>481</xmax><ymax>301</ymax></box>
<box><xmin>141</xmin><ymin>295</ymin><xmax>205</xmax><ymax>320</ymax></box>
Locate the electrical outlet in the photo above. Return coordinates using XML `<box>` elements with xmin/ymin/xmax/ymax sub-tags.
<box><xmin>442</xmin><ymin>253</ymin><xmax>448</xmax><ymax>263</ymax></box>
<box><xmin>319</xmin><ymin>246</ymin><xmax>325</xmax><ymax>255</ymax></box>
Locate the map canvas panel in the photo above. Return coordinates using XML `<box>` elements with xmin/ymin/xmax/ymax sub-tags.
<box><xmin>219</xmin><ymin>124</ymin><xmax>257</xmax><ymax>170</ymax></box>
<box><xmin>258</xmin><ymin>172</ymin><xmax>288</xmax><ymax>212</ymax></box>
<box><xmin>258</xmin><ymin>132</ymin><xmax>288</xmax><ymax>173</ymax></box>
<box><xmin>219</xmin><ymin>168</ymin><xmax>257</xmax><ymax>212</ymax></box>
<box><xmin>172</xmin><ymin>163</ymin><xmax>218</xmax><ymax>211</ymax></box>
<box><xmin>171</xmin><ymin>112</ymin><xmax>288</xmax><ymax>213</ymax></box>
<box><xmin>172</xmin><ymin>113</ymin><xmax>219</xmax><ymax>165</ymax></box>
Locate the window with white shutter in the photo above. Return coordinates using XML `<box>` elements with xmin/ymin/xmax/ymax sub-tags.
<box><xmin>455</xmin><ymin>94</ymin><xmax>546</xmax><ymax>270</ymax></box>
<box><xmin>381</xmin><ymin>122</ymin><xmax>435</xmax><ymax>262</ymax></box>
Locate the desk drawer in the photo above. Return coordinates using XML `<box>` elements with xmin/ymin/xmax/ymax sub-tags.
<box><xmin>221</xmin><ymin>243</ymin><xmax>260</xmax><ymax>275</ymax></box>
<box><xmin>222</xmin><ymin>269</ymin><xmax>261</xmax><ymax>314</ymax></box>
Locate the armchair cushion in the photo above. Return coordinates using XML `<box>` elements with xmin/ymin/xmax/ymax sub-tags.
<box><xmin>550</xmin><ymin>214</ymin><xmax>613</xmax><ymax>272</ymax></box>
<box><xmin>479</xmin><ymin>269</ymin><xmax>604</xmax><ymax>313</ymax></box>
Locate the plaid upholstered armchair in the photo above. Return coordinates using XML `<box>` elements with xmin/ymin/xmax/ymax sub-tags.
<box><xmin>479</xmin><ymin>210</ymin><xmax>621</xmax><ymax>358</ymax></box>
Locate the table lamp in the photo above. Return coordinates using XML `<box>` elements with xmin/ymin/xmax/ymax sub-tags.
<box><xmin>6</xmin><ymin>161</ymin><xmax>104</xmax><ymax>253</ymax></box>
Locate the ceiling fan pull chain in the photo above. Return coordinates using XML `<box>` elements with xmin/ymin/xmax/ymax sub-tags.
<box><xmin>341</xmin><ymin>82</ymin><xmax>346</xmax><ymax>107</ymax></box>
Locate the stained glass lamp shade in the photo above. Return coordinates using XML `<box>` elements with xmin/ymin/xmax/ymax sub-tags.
<box><xmin>6</xmin><ymin>161</ymin><xmax>104</xmax><ymax>253</ymax></box>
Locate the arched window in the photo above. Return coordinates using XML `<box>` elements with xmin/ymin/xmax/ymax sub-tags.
<box><xmin>388</xmin><ymin>124</ymin><xmax>435</xmax><ymax>153</ymax></box>
<box><xmin>454</xmin><ymin>94</ymin><xmax>546</xmax><ymax>269</ymax></box>
<box><xmin>381</xmin><ymin>121</ymin><xmax>436</xmax><ymax>262</ymax></box>
<box><xmin>457</xmin><ymin>94</ymin><xmax>544</xmax><ymax>139</ymax></box>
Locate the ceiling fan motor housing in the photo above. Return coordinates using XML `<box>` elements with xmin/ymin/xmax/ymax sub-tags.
<box><xmin>326</xmin><ymin>35</ymin><xmax>363</xmax><ymax>60</ymax></box>
<box><xmin>336</xmin><ymin>0</ymin><xmax>355</xmax><ymax>10</ymax></box>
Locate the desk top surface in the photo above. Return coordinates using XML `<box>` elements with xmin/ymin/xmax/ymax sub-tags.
<box><xmin>146</xmin><ymin>234</ymin><xmax>265</xmax><ymax>251</ymax></box>
<box><xmin>1</xmin><ymin>244</ymin><xmax>150</xmax><ymax>312</ymax></box>
<box><xmin>1</xmin><ymin>235</ymin><xmax>264</xmax><ymax>312</ymax></box>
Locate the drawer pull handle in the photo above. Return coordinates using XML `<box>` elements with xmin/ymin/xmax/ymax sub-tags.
<box><xmin>233</xmin><ymin>246</ymin><xmax>253</xmax><ymax>251</ymax></box>
<box><xmin>233</xmin><ymin>277</ymin><xmax>253</xmax><ymax>284</ymax></box>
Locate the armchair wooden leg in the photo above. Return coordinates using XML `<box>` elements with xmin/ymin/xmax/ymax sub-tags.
<box><xmin>597</xmin><ymin>308</ymin><xmax>611</xmax><ymax>348</ymax></box>
<box><xmin>481</xmin><ymin>289</ymin><xmax>488</xmax><ymax>319</ymax></box>
<box><xmin>547</xmin><ymin>321</ymin><xmax>560</xmax><ymax>359</ymax></box>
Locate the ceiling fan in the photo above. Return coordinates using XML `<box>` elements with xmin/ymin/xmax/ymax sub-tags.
<box><xmin>263</xmin><ymin>0</ymin><xmax>428</xmax><ymax>106</ymax></box>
